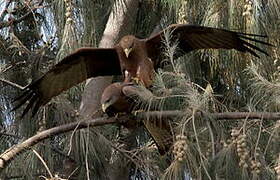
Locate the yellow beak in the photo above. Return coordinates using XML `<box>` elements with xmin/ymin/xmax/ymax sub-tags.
<box><xmin>102</xmin><ymin>103</ymin><xmax>108</xmax><ymax>112</ymax></box>
<box><xmin>124</xmin><ymin>48</ymin><xmax>132</xmax><ymax>58</ymax></box>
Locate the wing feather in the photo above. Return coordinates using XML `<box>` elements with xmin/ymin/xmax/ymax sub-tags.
<box><xmin>13</xmin><ymin>48</ymin><xmax>121</xmax><ymax>117</ymax></box>
<box><xmin>122</xmin><ymin>85</ymin><xmax>173</xmax><ymax>155</ymax></box>
<box><xmin>143</xmin><ymin>118</ymin><xmax>173</xmax><ymax>155</ymax></box>
<box><xmin>239</xmin><ymin>34</ymin><xmax>272</xmax><ymax>46</ymax></box>
<box><xmin>145</xmin><ymin>24</ymin><xmax>272</xmax><ymax>67</ymax></box>
<box><xmin>241</xmin><ymin>40</ymin><xmax>269</xmax><ymax>56</ymax></box>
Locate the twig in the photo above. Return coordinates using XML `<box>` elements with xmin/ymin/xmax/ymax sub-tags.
<box><xmin>32</xmin><ymin>149</ymin><xmax>53</xmax><ymax>179</ymax></box>
<box><xmin>191</xmin><ymin>110</ymin><xmax>212</xmax><ymax>180</ymax></box>
<box><xmin>0</xmin><ymin>61</ymin><xmax>26</xmax><ymax>73</ymax></box>
<box><xmin>0</xmin><ymin>4</ymin><xmax>46</xmax><ymax>29</ymax></box>
<box><xmin>0</xmin><ymin>78</ymin><xmax>25</xmax><ymax>90</ymax></box>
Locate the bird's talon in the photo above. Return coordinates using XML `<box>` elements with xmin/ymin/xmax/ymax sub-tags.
<box><xmin>132</xmin><ymin>77</ymin><xmax>140</xmax><ymax>84</ymax></box>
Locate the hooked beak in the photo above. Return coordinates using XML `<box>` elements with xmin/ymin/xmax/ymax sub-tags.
<box><xmin>124</xmin><ymin>48</ymin><xmax>132</xmax><ymax>58</ymax></box>
<box><xmin>102</xmin><ymin>103</ymin><xmax>109</xmax><ymax>113</ymax></box>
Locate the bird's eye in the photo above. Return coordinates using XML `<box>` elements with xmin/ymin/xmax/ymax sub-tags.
<box><xmin>105</xmin><ymin>98</ymin><xmax>111</xmax><ymax>104</ymax></box>
<box><xmin>130</xmin><ymin>42</ymin><xmax>134</xmax><ymax>48</ymax></box>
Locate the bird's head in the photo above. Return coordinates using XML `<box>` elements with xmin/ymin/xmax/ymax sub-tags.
<box><xmin>101</xmin><ymin>83</ymin><xmax>122</xmax><ymax>115</ymax></box>
<box><xmin>120</xmin><ymin>35</ymin><xmax>135</xmax><ymax>58</ymax></box>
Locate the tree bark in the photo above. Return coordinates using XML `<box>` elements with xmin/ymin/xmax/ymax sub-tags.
<box><xmin>78</xmin><ymin>0</ymin><xmax>139</xmax><ymax>179</ymax></box>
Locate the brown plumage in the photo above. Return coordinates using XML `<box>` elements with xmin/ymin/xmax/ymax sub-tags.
<box><xmin>101</xmin><ymin>82</ymin><xmax>173</xmax><ymax>155</ymax></box>
<box><xmin>101</xmin><ymin>82</ymin><xmax>135</xmax><ymax>116</ymax></box>
<box><xmin>13</xmin><ymin>24</ymin><xmax>272</xmax><ymax>116</ymax></box>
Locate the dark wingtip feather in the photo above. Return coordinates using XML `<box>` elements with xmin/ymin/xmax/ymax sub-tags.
<box><xmin>241</xmin><ymin>40</ymin><xmax>270</xmax><ymax>57</ymax></box>
<box><xmin>244</xmin><ymin>47</ymin><xmax>260</xmax><ymax>58</ymax></box>
<box><xmin>11</xmin><ymin>86</ymin><xmax>41</xmax><ymax>118</ymax></box>
<box><xmin>237</xmin><ymin>32</ymin><xmax>268</xmax><ymax>37</ymax></box>
<box><xmin>10</xmin><ymin>90</ymin><xmax>33</xmax><ymax>112</ymax></box>
<box><xmin>31</xmin><ymin>99</ymin><xmax>41</xmax><ymax>117</ymax></box>
<box><xmin>20</xmin><ymin>95</ymin><xmax>38</xmax><ymax>118</ymax></box>
<box><xmin>238</xmin><ymin>33</ymin><xmax>273</xmax><ymax>58</ymax></box>
<box><xmin>11</xmin><ymin>88</ymin><xmax>30</xmax><ymax>103</ymax></box>
<box><xmin>239</xmin><ymin>34</ymin><xmax>274</xmax><ymax>47</ymax></box>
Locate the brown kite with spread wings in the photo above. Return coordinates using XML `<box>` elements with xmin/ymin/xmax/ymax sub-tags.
<box><xmin>13</xmin><ymin>24</ymin><xmax>271</xmax><ymax>116</ymax></box>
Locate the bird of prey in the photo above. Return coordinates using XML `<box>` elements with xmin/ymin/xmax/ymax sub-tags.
<box><xmin>13</xmin><ymin>24</ymin><xmax>271</xmax><ymax>116</ymax></box>
<box><xmin>101</xmin><ymin>82</ymin><xmax>173</xmax><ymax>155</ymax></box>
<box><xmin>101</xmin><ymin>82</ymin><xmax>136</xmax><ymax>116</ymax></box>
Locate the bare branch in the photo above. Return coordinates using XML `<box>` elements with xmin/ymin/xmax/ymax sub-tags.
<box><xmin>0</xmin><ymin>117</ymin><xmax>117</xmax><ymax>169</ymax></box>
<box><xmin>207</xmin><ymin>111</ymin><xmax>280</xmax><ymax>120</ymax></box>
<box><xmin>137</xmin><ymin>111</ymin><xmax>280</xmax><ymax>120</ymax></box>
<box><xmin>1</xmin><ymin>110</ymin><xmax>279</xmax><ymax>170</ymax></box>
<box><xmin>0</xmin><ymin>78</ymin><xmax>25</xmax><ymax>90</ymax></box>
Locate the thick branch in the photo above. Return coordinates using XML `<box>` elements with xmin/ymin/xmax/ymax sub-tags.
<box><xmin>1</xmin><ymin>110</ymin><xmax>279</xmax><ymax>170</ymax></box>
<box><xmin>0</xmin><ymin>117</ymin><xmax>117</xmax><ymax>170</ymax></box>
<box><xmin>206</xmin><ymin>111</ymin><xmax>280</xmax><ymax>120</ymax></box>
<box><xmin>138</xmin><ymin>111</ymin><xmax>280</xmax><ymax>120</ymax></box>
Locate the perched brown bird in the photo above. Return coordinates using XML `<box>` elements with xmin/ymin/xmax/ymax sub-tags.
<box><xmin>13</xmin><ymin>24</ymin><xmax>271</xmax><ymax>116</ymax></box>
<box><xmin>101</xmin><ymin>82</ymin><xmax>173</xmax><ymax>155</ymax></box>
<box><xmin>101</xmin><ymin>82</ymin><xmax>136</xmax><ymax>116</ymax></box>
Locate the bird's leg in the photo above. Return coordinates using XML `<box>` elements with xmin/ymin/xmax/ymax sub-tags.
<box><xmin>131</xmin><ymin>77</ymin><xmax>141</xmax><ymax>84</ymax></box>
<box><xmin>131</xmin><ymin>66</ymin><xmax>144</xmax><ymax>85</ymax></box>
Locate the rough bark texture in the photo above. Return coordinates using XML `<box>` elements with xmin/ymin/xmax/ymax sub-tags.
<box><xmin>79</xmin><ymin>0</ymin><xmax>139</xmax><ymax>119</ymax></box>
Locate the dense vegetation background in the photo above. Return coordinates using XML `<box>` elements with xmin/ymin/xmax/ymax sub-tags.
<box><xmin>0</xmin><ymin>0</ymin><xmax>279</xmax><ymax>179</ymax></box>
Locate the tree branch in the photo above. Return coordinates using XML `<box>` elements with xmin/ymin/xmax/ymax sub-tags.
<box><xmin>1</xmin><ymin>110</ymin><xmax>279</xmax><ymax>170</ymax></box>
<box><xmin>0</xmin><ymin>117</ymin><xmax>118</xmax><ymax>170</ymax></box>
<box><xmin>137</xmin><ymin>110</ymin><xmax>280</xmax><ymax>120</ymax></box>
<box><xmin>0</xmin><ymin>78</ymin><xmax>25</xmax><ymax>90</ymax></box>
<box><xmin>0</xmin><ymin>4</ymin><xmax>45</xmax><ymax>29</ymax></box>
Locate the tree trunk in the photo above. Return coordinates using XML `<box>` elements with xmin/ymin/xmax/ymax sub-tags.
<box><xmin>79</xmin><ymin>0</ymin><xmax>139</xmax><ymax>119</ymax></box>
<box><xmin>78</xmin><ymin>0</ymin><xmax>139</xmax><ymax>179</ymax></box>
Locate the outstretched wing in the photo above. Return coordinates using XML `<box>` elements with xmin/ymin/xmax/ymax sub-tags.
<box><xmin>145</xmin><ymin>24</ymin><xmax>272</xmax><ymax>67</ymax></box>
<box><xmin>13</xmin><ymin>47</ymin><xmax>121</xmax><ymax>117</ymax></box>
